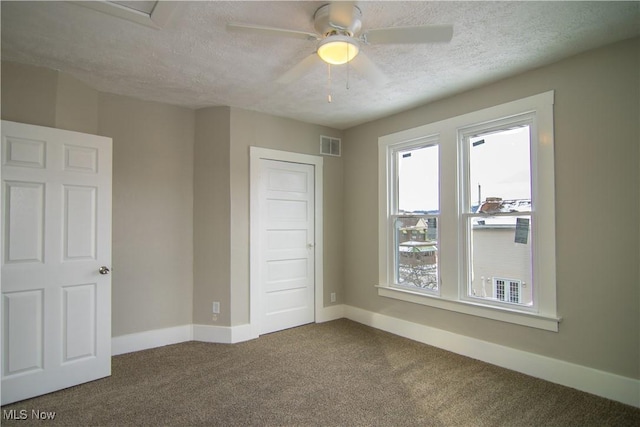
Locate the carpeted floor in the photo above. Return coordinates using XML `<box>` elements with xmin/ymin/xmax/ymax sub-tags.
<box><xmin>2</xmin><ymin>319</ymin><xmax>639</xmax><ymax>426</ymax></box>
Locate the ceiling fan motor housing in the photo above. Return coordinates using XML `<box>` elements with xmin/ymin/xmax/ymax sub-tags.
<box><xmin>313</xmin><ymin>3</ymin><xmax>362</xmax><ymax>37</ymax></box>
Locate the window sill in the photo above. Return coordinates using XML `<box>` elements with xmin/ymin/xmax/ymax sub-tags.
<box><xmin>376</xmin><ymin>285</ymin><xmax>560</xmax><ymax>332</ymax></box>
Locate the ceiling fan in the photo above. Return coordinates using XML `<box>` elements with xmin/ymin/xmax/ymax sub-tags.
<box><xmin>227</xmin><ymin>1</ymin><xmax>453</xmax><ymax>86</ymax></box>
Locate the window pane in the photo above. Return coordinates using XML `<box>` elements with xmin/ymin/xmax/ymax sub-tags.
<box><xmin>467</xmin><ymin>124</ymin><xmax>533</xmax><ymax>306</ymax></box>
<box><xmin>398</xmin><ymin>145</ymin><xmax>439</xmax><ymax>214</ymax></box>
<box><xmin>469</xmin><ymin>126</ymin><xmax>530</xmax><ymax>213</ymax></box>
<box><xmin>395</xmin><ymin>216</ymin><xmax>438</xmax><ymax>291</ymax></box>
<box><xmin>468</xmin><ymin>215</ymin><xmax>533</xmax><ymax>306</ymax></box>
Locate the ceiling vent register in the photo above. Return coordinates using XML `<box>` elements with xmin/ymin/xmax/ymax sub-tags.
<box><xmin>320</xmin><ymin>136</ymin><xmax>341</xmax><ymax>157</ymax></box>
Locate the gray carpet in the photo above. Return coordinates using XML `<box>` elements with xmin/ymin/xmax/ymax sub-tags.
<box><xmin>2</xmin><ymin>319</ymin><xmax>639</xmax><ymax>426</ymax></box>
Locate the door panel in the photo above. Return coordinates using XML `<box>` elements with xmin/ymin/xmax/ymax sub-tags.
<box><xmin>265</xmin><ymin>287</ymin><xmax>309</xmax><ymax>313</ymax></box>
<box><xmin>64</xmin><ymin>144</ymin><xmax>98</xmax><ymax>173</ymax></box>
<box><xmin>259</xmin><ymin>159</ymin><xmax>314</xmax><ymax>334</ymax></box>
<box><xmin>1</xmin><ymin>120</ymin><xmax>112</xmax><ymax>405</ymax></box>
<box><xmin>4</xmin><ymin>181</ymin><xmax>45</xmax><ymax>263</ymax></box>
<box><xmin>4</xmin><ymin>136</ymin><xmax>46</xmax><ymax>168</ymax></box>
<box><xmin>2</xmin><ymin>290</ymin><xmax>44</xmax><ymax>375</ymax></box>
<box><xmin>63</xmin><ymin>185</ymin><xmax>97</xmax><ymax>260</ymax></box>
<box><xmin>62</xmin><ymin>283</ymin><xmax>96</xmax><ymax>362</ymax></box>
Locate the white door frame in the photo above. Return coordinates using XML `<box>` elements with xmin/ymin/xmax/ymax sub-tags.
<box><xmin>249</xmin><ymin>147</ymin><xmax>323</xmax><ymax>338</ymax></box>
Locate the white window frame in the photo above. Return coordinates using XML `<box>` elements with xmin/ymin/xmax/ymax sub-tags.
<box><xmin>458</xmin><ymin>114</ymin><xmax>535</xmax><ymax>312</ymax></box>
<box><xmin>388</xmin><ymin>136</ymin><xmax>440</xmax><ymax>293</ymax></box>
<box><xmin>378</xmin><ymin>91</ymin><xmax>560</xmax><ymax>332</ymax></box>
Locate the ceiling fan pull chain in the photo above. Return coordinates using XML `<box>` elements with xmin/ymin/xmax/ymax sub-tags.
<box><xmin>327</xmin><ymin>63</ymin><xmax>333</xmax><ymax>103</ymax></box>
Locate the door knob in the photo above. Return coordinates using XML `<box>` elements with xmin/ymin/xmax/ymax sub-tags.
<box><xmin>99</xmin><ymin>266</ymin><xmax>110</xmax><ymax>275</ymax></box>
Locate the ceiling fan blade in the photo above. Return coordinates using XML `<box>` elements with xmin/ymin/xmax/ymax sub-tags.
<box><xmin>227</xmin><ymin>23</ymin><xmax>318</xmax><ymax>41</ymax></box>
<box><xmin>364</xmin><ymin>24</ymin><xmax>453</xmax><ymax>44</ymax></box>
<box><xmin>277</xmin><ymin>53</ymin><xmax>322</xmax><ymax>84</ymax></box>
<box><xmin>329</xmin><ymin>1</ymin><xmax>355</xmax><ymax>30</ymax></box>
<box><xmin>349</xmin><ymin>52</ymin><xmax>389</xmax><ymax>87</ymax></box>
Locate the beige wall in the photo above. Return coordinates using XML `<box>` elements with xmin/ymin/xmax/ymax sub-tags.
<box><xmin>1</xmin><ymin>62</ymin><xmax>99</xmax><ymax>134</ymax></box>
<box><xmin>1</xmin><ymin>62</ymin><xmax>58</xmax><ymax>128</ymax></box>
<box><xmin>2</xmin><ymin>62</ymin><xmax>196</xmax><ymax>337</ymax></box>
<box><xmin>98</xmin><ymin>93</ymin><xmax>195</xmax><ymax>336</ymax></box>
<box><xmin>193</xmin><ymin>107</ymin><xmax>232</xmax><ymax>325</ymax></box>
<box><xmin>343</xmin><ymin>37</ymin><xmax>640</xmax><ymax>379</ymax></box>
<box><xmin>55</xmin><ymin>72</ymin><xmax>99</xmax><ymax>135</ymax></box>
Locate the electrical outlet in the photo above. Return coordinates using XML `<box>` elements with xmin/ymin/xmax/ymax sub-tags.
<box><xmin>330</xmin><ymin>292</ymin><xmax>336</xmax><ymax>303</ymax></box>
<box><xmin>212</xmin><ymin>301</ymin><xmax>220</xmax><ymax>314</ymax></box>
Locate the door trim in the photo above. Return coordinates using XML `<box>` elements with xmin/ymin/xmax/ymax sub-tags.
<box><xmin>249</xmin><ymin>147</ymin><xmax>323</xmax><ymax>338</ymax></box>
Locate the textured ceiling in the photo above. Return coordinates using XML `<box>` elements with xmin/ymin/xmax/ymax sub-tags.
<box><xmin>2</xmin><ymin>1</ymin><xmax>639</xmax><ymax>129</ymax></box>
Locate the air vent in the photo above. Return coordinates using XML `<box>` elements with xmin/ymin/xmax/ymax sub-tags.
<box><xmin>74</xmin><ymin>1</ymin><xmax>179</xmax><ymax>29</ymax></box>
<box><xmin>320</xmin><ymin>136</ymin><xmax>341</xmax><ymax>157</ymax></box>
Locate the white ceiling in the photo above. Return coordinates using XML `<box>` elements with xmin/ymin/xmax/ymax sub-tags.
<box><xmin>2</xmin><ymin>1</ymin><xmax>639</xmax><ymax>130</ymax></box>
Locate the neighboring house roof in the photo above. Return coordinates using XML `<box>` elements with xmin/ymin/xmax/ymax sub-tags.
<box><xmin>399</xmin><ymin>246</ymin><xmax>437</xmax><ymax>253</ymax></box>
<box><xmin>474</xmin><ymin>198</ymin><xmax>531</xmax><ymax>227</ymax></box>
<box><xmin>399</xmin><ymin>241</ymin><xmax>437</xmax><ymax>252</ymax></box>
<box><xmin>476</xmin><ymin>197</ymin><xmax>531</xmax><ymax>214</ymax></box>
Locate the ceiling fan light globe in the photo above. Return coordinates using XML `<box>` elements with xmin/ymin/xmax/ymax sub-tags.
<box><xmin>317</xmin><ymin>36</ymin><xmax>359</xmax><ymax>65</ymax></box>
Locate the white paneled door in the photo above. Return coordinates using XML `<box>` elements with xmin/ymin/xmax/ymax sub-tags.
<box><xmin>258</xmin><ymin>159</ymin><xmax>315</xmax><ymax>335</ymax></box>
<box><xmin>1</xmin><ymin>121</ymin><xmax>112</xmax><ymax>405</ymax></box>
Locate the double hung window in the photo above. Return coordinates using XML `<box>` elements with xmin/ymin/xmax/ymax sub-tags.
<box><xmin>378</xmin><ymin>92</ymin><xmax>558</xmax><ymax>331</ymax></box>
<box><xmin>392</xmin><ymin>140</ymin><xmax>440</xmax><ymax>292</ymax></box>
<box><xmin>460</xmin><ymin>117</ymin><xmax>534</xmax><ymax>310</ymax></box>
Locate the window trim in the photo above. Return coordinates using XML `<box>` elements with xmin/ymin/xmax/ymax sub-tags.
<box><xmin>378</xmin><ymin>91</ymin><xmax>560</xmax><ymax>332</ymax></box>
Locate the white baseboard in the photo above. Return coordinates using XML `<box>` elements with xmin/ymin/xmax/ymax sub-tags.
<box><xmin>317</xmin><ymin>304</ymin><xmax>345</xmax><ymax>323</ymax></box>
<box><xmin>111</xmin><ymin>324</ymin><xmax>193</xmax><ymax>356</ymax></box>
<box><xmin>193</xmin><ymin>323</ymin><xmax>256</xmax><ymax>344</ymax></box>
<box><xmin>111</xmin><ymin>307</ymin><xmax>343</xmax><ymax>354</ymax></box>
<box><xmin>192</xmin><ymin>305</ymin><xmax>346</xmax><ymax>344</ymax></box>
<box><xmin>344</xmin><ymin>305</ymin><xmax>640</xmax><ymax>408</ymax></box>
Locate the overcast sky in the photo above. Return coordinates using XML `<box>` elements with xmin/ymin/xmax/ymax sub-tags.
<box><xmin>398</xmin><ymin>126</ymin><xmax>530</xmax><ymax>213</ymax></box>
